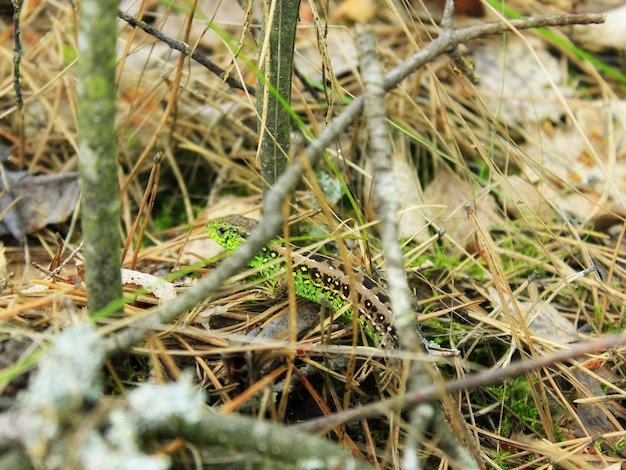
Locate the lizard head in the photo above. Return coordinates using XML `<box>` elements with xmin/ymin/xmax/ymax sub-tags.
<box><xmin>205</xmin><ymin>215</ymin><xmax>258</xmax><ymax>251</ymax></box>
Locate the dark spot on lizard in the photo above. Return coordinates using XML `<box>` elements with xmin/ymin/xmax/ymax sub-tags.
<box><xmin>362</xmin><ymin>276</ymin><xmax>377</xmax><ymax>290</ymax></box>
<box><xmin>376</xmin><ymin>292</ymin><xmax>389</xmax><ymax>305</ymax></box>
<box><xmin>309</xmin><ymin>253</ymin><xmax>330</xmax><ymax>264</ymax></box>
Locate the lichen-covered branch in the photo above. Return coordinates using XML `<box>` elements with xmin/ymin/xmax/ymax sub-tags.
<box><xmin>77</xmin><ymin>0</ymin><xmax>122</xmax><ymax>312</ymax></box>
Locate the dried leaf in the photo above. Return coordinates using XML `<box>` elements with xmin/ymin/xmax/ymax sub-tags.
<box><xmin>0</xmin><ymin>171</ymin><xmax>80</xmax><ymax>239</ymax></box>
<box><xmin>121</xmin><ymin>269</ymin><xmax>177</xmax><ymax>304</ymax></box>
<box><xmin>474</xmin><ymin>36</ymin><xmax>573</xmax><ymax>126</ymax></box>
<box><xmin>572</xmin><ymin>366</ymin><xmax>626</xmax><ymax>457</ymax></box>
<box><xmin>521</xmin><ymin>101</ymin><xmax>626</xmax><ymax>219</ymax></box>
<box><xmin>520</xmin><ymin>301</ymin><xmax>578</xmax><ymax>345</ymax></box>
<box><xmin>423</xmin><ymin>166</ymin><xmax>501</xmax><ymax>244</ymax></box>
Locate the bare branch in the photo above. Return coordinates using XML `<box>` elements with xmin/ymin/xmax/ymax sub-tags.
<box><xmin>116</xmin><ymin>9</ymin><xmax>255</xmax><ymax>95</ymax></box>
<box><xmin>294</xmin><ymin>331</ymin><xmax>626</xmax><ymax>433</ymax></box>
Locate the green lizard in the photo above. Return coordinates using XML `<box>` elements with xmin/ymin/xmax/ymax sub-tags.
<box><xmin>206</xmin><ymin>215</ymin><xmax>398</xmax><ymax>350</ymax></box>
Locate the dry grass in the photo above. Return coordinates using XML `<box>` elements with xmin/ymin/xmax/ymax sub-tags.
<box><xmin>2</xmin><ymin>0</ymin><xmax>626</xmax><ymax>468</ymax></box>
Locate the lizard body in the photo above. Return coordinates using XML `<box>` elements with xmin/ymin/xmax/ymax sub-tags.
<box><xmin>206</xmin><ymin>215</ymin><xmax>398</xmax><ymax>349</ymax></box>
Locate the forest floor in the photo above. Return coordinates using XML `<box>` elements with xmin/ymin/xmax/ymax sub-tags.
<box><xmin>2</xmin><ymin>1</ymin><xmax>626</xmax><ymax>468</ymax></box>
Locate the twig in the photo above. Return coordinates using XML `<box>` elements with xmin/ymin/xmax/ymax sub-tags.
<box><xmin>121</xmin><ymin>152</ymin><xmax>162</xmax><ymax>268</ymax></box>
<box><xmin>11</xmin><ymin>0</ymin><xmax>24</xmax><ymax>166</ymax></box>
<box><xmin>356</xmin><ymin>21</ymin><xmax>433</xmax><ymax>469</ymax></box>
<box><xmin>440</xmin><ymin>0</ymin><xmax>480</xmax><ymax>84</ymax></box>
<box><xmin>357</xmin><ymin>13</ymin><xmax>481</xmax><ymax>467</ymax></box>
<box><xmin>116</xmin><ymin>9</ymin><xmax>255</xmax><ymax>95</ymax></box>
<box><xmin>44</xmin><ymin>241</ymin><xmax>84</xmax><ymax>282</ymax></box>
<box><xmin>293</xmin><ymin>330</ymin><xmax>626</xmax><ymax>433</ymax></box>
<box><xmin>11</xmin><ymin>0</ymin><xmax>22</xmax><ymax>108</ymax></box>
<box><xmin>382</xmin><ymin>13</ymin><xmax>604</xmax><ymax>93</ymax></box>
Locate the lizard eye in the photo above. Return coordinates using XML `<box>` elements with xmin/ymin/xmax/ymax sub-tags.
<box><xmin>217</xmin><ymin>227</ymin><xmax>228</xmax><ymax>237</ymax></box>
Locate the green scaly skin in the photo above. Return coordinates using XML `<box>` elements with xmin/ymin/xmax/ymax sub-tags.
<box><xmin>206</xmin><ymin>215</ymin><xmax>398</xmax><ymax>349</ymax></box>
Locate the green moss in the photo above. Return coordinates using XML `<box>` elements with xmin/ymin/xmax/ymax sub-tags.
<box><xmin>486</xmin><ymin>377</ymin><xmax>542</xmax><ymax>434</ymax></box>
<box><xmin>614</xmin><ymin>438</ymin><xmax>626</xmax><ymax>454</ymax></box>
<box><xmin>492</xmin><ymin>450</ymin><xmax>512</xmax><ymax>468</ymax></box>
<box><xmin>153</xmin><ymin>199</ymin><xmax>203</xmax><ymax>232</ymax></box>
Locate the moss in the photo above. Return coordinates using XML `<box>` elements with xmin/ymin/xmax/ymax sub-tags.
<box><xmin>485</xmin><ymin>377</ymin><xmax>542</xmax><ymax>434</ymax></box>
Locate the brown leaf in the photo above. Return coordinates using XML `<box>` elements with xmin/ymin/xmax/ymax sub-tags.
<box><xmin>0</xmin><ymin>171</ymin><xmax>80</xmax><ymax>239</ymax></box>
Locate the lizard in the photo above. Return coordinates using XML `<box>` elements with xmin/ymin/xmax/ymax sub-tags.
<box><xmin>205</xmin><ymin>215</ymin><xmax>398</xmax><ymax>350</ymax></box>
<box><xmin>206</xmin><ymin>217</ymin><xmax>478</xmax><ymax>463</ymax></box>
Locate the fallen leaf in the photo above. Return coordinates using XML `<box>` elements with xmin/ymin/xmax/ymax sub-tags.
<box><xmin>423</xmin><ymin>166</ymin><xmax>501</xmax><ymax>244</ymax></box>
<box><xmin>473</xmin><ymin>35</ymin><xmax>573</xmax><ymax>127</ymax></box>
<box><xmin>571</xmin><ymin>366</ymin><xmax>626</xmax><ymax>457</ymax></box>
<box><xmin>121</xmin><ymin>268</ymin><xmax>177</xmax><ymax>304</ymax></box>
<box><xmin>520</xmin><ymin>301</ymin><xmax>578</xmax><ymax>345</ymax></box>
<box><xmin>0</xmin><ymin>171</ymin><xmax>80</xmax><ymax>239</ymax></box>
